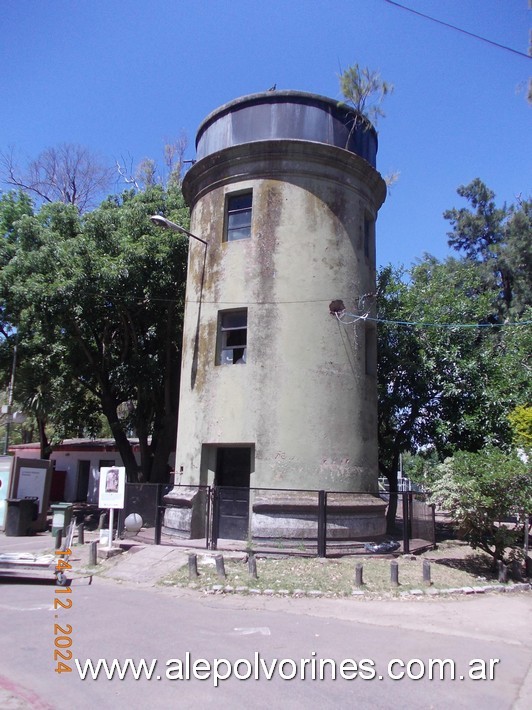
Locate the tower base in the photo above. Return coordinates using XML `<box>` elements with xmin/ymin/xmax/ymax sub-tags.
<box><xmin>162</xmin><ymin>487</ymin><xmax>386</xmax><ymax>544</ymax></box>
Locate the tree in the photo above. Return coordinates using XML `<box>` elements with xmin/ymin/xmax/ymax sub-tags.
<box><xmin>0</xmin><ymin>185</ymin><xmax>189</xmax><ymax>481</ymax></box>
<box><xmin>377</xmin><ymin>181</ymin><xmax>531</xmax><ymax>525</ymax></box>
<box><xmin>376</xmin><ymin>248</ymin><xmax>531</xmax><ymax>531</ymax></box>
<box><xmin>508</xmin><ymin>405</ymin><xmax>532</xmax><ymax>451</ymax></box>
<box><xmin>339</xmin><ymin>63</ymin><xmax>394</xmax><ymax>127</ymax></box>
<box><xmin>376</xmin><ymin>258</ymin><xmax>502</xmax><ymax>530</ymax></box>
<box><xmin>444</xmin><ymin>179</ymin><xmax>532</xmax><ymax>315</ymax></box>
<box><xmin>116</xmin><ymin>135</ymin><xmax>188</xmax><ymax>192</ymax></box>
<box><xmin>429</xmin><ymin>448</ymin><xmax>531</xmax><ymax>565</ymax></box>
<box><xmin>1</xmin><ymin>144</ymin><xmax>114</xmax><ymax>213</ymax></box>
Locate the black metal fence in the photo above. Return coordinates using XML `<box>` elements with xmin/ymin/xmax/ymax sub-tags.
<box><xmin>116</xmin><ymin>483</ymin><xmax>435</xmax><ymax>556</ymax></box>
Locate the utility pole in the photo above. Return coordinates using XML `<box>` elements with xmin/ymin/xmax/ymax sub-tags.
<box><xmin>2</xmin><ymin>344</ymin><xmax>17</xmax><ymax>456</ymax></box>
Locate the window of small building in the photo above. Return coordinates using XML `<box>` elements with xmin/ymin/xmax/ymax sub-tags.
<box><xmin>225</xmin><ymin>192</ymin><xmax>252</xmax><ymax>241</ymax></box>
<box><xmin>217</xmin><ymin>309</ymin><xmax>248</xmax><ymax>365</ymax></box>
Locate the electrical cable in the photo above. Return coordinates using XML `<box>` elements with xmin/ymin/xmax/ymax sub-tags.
<box><xmin>382</xmin><ymin>0</ymin><xmax>531</xmax><ymax>60</ymax></box>
<box><xmin>336</xmin><ymin>312</ymin><xmax>532</xmax><ymax>329</ymax></box>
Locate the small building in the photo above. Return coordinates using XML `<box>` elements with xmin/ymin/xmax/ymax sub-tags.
<box><xmin>8</xmin><ymin>439</ymin><xmax>142</xmax><ymax>504</ymax></box>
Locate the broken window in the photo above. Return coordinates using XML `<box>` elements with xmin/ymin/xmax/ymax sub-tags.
<box><xmin>217</xmin><ymin>309</ymin><xmax>247</xmax><ymax>365</ymax></box>
<box><xmin>225</xmin><ymin>192</ymin><xmax>252</xmax><ymax>241</ymax></box>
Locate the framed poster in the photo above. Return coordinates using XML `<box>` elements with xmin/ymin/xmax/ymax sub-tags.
<box><xmin>98</xmin><ymin>466</ymin><xmax>126</xmax><ymax>509</ymax></box>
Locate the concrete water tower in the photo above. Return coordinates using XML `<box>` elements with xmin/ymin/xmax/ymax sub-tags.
<box><xmin>166</xmin><ymin>90</ymin><xmax>387</xmax><ymax>542</ymax></box>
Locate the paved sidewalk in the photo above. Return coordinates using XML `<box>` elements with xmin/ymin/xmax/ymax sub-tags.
<box><xmin>0</xmin><ymin>529</ymin><xmax>241</xmax><ymax>587</ymax></box>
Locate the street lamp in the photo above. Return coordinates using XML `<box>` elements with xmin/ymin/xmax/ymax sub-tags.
<box><xmin>149</xmin><ymin>215</ymin><xmax>208</xmax><ymax>246</ymax></box>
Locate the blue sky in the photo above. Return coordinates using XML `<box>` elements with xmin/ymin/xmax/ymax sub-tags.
<box><xmin>1</xmin><ymin>0</ymin><xmax>530</xmax><ymax>268</ymax></box>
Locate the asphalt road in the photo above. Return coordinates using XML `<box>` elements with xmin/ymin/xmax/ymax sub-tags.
<box><xmin>1</xmin><ymin>575</ymin><xmax>531</xmax><ymax>710</ymax></box>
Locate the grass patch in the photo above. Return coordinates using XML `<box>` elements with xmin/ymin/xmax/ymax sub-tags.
<box><xmin>161</xmin><ymin>545</ymin><xmax>501</xmax><ymax>596</ymax></box>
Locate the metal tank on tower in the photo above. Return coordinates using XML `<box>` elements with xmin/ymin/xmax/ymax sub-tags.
<box><xmin>164</xmin><ymin>90</ymin><xmax>387</xmax><ymax>543</ymax></box>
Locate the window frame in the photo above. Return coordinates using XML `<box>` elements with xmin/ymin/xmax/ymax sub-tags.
<box><xmin>216</xmin><ymin>309</ymin><xmax>248</xmax><ymax>365</ymax></box>
<box><xmin>364</xmin><ymin>213</ymin><xmax>375</xmax><ymax>260</ymax></box>
<box><xmin>224</xmin><ymin>191</ymin><xmax>253</xmax><ymax>242</ymax></box>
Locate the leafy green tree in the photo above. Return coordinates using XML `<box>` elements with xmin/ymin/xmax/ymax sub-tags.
<box><xmin>377</xmin><ymin>258</ymin><xmax>496</xmax><ymax>528</ymax></box>
<box><xmin>376</xmin><ymin>252</ymin><xmax>531</xmax><ymax>531</ymax></box>
<box><xmin>429</xmin><ymin>448</ymin><xmax>531</xmax><ymax>565</ymax></box>
<box><xmin>0</xmin><ymin>185</ymin><xmax>189</xmax><ymax>481</ymax></box>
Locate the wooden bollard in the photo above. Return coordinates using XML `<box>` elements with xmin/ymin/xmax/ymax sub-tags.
<box><xmin>511</xmin><ymin>559</ymin><xmax>523</xmax><ymax>582</ymax></box>
<box><xmin>422</xmin><ymin>559</ymin><xmax>431</xmax><ymax>585</ymax></box>
<box><xmin>355</xmin><ymin>562</ymin><xmax>364</xmax><ymax>587</ymax></box>
<box><xmin>215</xmin><ymin>554</ymin><xmax>226</xmax><ymax>579</ymax></box>
<box><xmin>77</xmin><ymin>522</ymin><xmax>85</xmax><ymax>545</ymax></box>
<box><xmin>497</xmin><ymin>560</ymin><xmax>508</xmax><ymax>583</ymax></box>
<box><xmin>390</xmin><ymin>559</ymin><xmax>399</xmax><ymax>586</ymax></box>
<box><xmin>88</xmin><ymin>541</ymin><xmax>98</xmax><ymax>566</ymax></box>
<box><xmin>188</xmin><ymin>553</ymin><xmax>199</xmax><ymax>579</ymax></box>
<box><xmin>248</xmin><ymin>553</ymin><xmax>258</xmax><ymax>579</ymax></box>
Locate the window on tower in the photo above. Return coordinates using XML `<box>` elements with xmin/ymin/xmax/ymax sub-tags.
<box><xmin>217</xmin><ymin>309</ymin><xmax>248</xmax><ymax>365</ymax></box>
<box><xmin>225</xmin><ymin>192</ymin><xmax>252</xmax><ymax>241</ymax></box>
<box><xmin>364</xmin><ymin>213</ymin><xmax>375</xmax><ymax>260</ymax></box>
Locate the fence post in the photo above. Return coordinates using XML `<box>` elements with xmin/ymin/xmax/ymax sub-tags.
<box><xmin>248</xmin><ymin>553</ymin><xmax>258</xmax><ymax>579</ymax></box>
<box><xmin>88</xmin><ymin>541</ymin><xmax>98</xmax><ymax>566</ymax></box>
<box><xmin>210</xmin><ymin>487</ymin><xmax>219</xmax><ymax>551</ymax></box>
<box><xmin>205</xmin><ymin>485</ymin><xmax>211</xmax><ymax>550</ymax></box>
<box><xmin>188</xmin><ymin>553</ymin><xmax>199</xmax><ymax>579</ymax></box>
<box><xmin>355</xmin><ymin>562</ymin><xmax>364</xmax><ymax>587</ymax></box>
<box><xmin>402</xmin><ymin>493</ymin><xmax>410</xmax><ymax>555</ymax></box>
<box><xmin>390</xmin><ymin>559</ymin><xmax>399</xmax><ymax>586</ymax></box>
<box><xmin>317</xmin><ymin>490</ymin><xmax>326</xmax><ymax>558</ymax></box>
<box><xmin>76</xmin><ymin>522</ymin><xmax>84</xmax><ymax>545</ymax></box>
<box><xmin>154</xmin><ymin>484</ymin><xmax>163</xmax><ymax>545</ymax></box>
<box><xmin>422</xmin><ymin>559</ymin><xmax>431</xmax><ymax>585</ymax></box>
<box><xmin>215</xmin><ymin>554</ymin><xmax>226</xmax><ymax>579</ymax></box>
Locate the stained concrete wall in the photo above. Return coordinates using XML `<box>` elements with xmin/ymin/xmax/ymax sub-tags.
<box><xmin>175</xmin><ymin>128</ymin><xmax>386</xmax><ymax>495</ymax></box>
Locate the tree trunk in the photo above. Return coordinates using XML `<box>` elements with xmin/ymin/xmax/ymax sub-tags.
<box><xmin>100</xmin><ymin>393</ymin><xmax>139</xmax><ymax>481</ymax></box>
<box><xmin>37</xmin><ymin>417</ymin><xmax>52</xmax><ymax>459</ymax></box>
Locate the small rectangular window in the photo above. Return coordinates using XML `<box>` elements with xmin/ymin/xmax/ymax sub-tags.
<box><xmin>217</xmin><ymin>309</ymin><xmax>247</xmax><ymax>365</ymax></box>
<box><xmin>225</xmin><ymin>192</ymin><xmax>252</xmax><ymax>241</ymax></box>
<box><xmin>364</xmin><ymin>214</ymin><xmax>374</xmax><ymax>259</ymax></box>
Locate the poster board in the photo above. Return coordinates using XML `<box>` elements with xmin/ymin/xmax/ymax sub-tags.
<box><xmin>0</xmin><ymin>456</ymin><xmax>14</xmax><ymax>530</ymax></box>
<box><xmin>98</xmin><ymin>466</ymin><xmax>126</xmax><ymax>509</ymax></box>
<box><xmin>10</xmin><ymin>457</ymin><xmax>53</xmax><ymax>532</ymax></box>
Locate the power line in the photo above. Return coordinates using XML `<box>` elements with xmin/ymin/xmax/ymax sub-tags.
<box><xmin>382</xmin><ymin>0</ymin><xmax>531</xmax><ymax>60</ymax></box>
<box><xmin>337</xmin><ymin>312</ymin><xmax>532</xmax><ymax>329</ymax></box>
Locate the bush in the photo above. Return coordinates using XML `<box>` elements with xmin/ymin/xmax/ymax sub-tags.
<box><xmin>429</xmin><ymin>447</ymin><xmax>531</xmax><ymax>564</ymax></box>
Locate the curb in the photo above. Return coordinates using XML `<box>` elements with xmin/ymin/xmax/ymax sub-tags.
<box><xmin>165</xmin><ymin>581</ymin><xmax>532</xmax><ymax>599</ymax></box>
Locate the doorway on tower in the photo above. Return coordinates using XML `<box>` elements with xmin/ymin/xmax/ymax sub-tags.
<box><xmin>214</xmin><ymin>446</ymin><xmax>252</xmax><ymax>541</ymax></box>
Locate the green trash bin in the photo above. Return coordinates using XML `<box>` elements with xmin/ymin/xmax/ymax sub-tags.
<box><xmin>51</xmin><ymin>502</ymin><xmax>73</xmax><ymax>539</ymax></box>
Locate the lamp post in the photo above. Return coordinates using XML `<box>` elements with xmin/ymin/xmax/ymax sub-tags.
<box><xmin>149</xmin><ymin>215</ymin><xmax>208</xmax><ymax>246</ymax></box>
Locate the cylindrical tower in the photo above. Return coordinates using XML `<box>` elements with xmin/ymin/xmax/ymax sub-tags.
<box><xmin>168</xmin><ymin>91</ymin><xmax>387</xmax><ymax>541</ymax></box>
